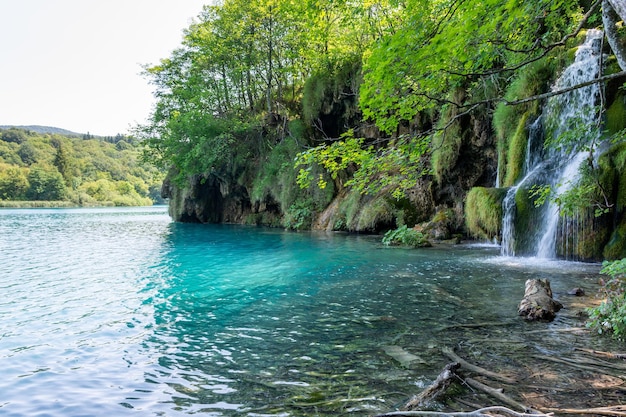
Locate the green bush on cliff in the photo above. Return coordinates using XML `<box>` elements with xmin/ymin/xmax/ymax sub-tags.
<box><xmin>382</xmin><ymin>225</ymin><xmax>429</xmax><ymax>247</ymax></box>
<box><xmin>464</xmin><ymin>187</ymin><xmax>506</xmax><ymax>240</ymax></box>
<box><xmin>302</xmin><ymin>55</ymin><xmax>361</xmax><ymax>131</ymax></box>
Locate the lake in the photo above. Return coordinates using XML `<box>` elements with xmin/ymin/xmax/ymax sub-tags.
<box><xmin>0</xmin><ymin>206</ymin><xmax>616</xmax><ymax>416</ymax></box>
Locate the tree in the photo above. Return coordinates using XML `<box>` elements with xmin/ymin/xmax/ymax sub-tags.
<box><xmin>0</xmin><ymin>165</ymin><xmax>29</xmax><ymax>200</ymax></box>
<box><xmin>53</xmin><ymin>139</ymin><xmax>73</xmax><ymax>186</ymax></box>
<box><xmin>26</xmin><ymin>165</ymin><xmax>66</xmax><ymax>201</ymax></box>
<box><xmin>603</xmin><ymin>0</ymin><xmax>626</xmax><ymax>71</ymax></box>
<box><xmin>1</xmin><ymin>128</ymin><xmax>28</xmax><ymax>144</ymax></box>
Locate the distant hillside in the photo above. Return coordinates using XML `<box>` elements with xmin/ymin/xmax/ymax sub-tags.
<box><xmin>0</xmin><ymin>127</ymin><xmax>165</xmax><ymax>206</ymax></box>
<box><xmin>0</xmin><ymin>125</ymin><xmax>83</xmax><ymax>137</ymax></box>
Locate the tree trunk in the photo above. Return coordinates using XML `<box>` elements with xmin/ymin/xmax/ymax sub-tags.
<box><xmin>608</xmin><ymin>0</ymin><xmax>626</xmax><ymax>21</ymax></box>
<box><xmin>518</xmin><ymin>279</ymin><xmax>563</xmax><ymax>322</ymax></box>
<box><xmin>603</xmin><ymin>0</ymin><xmax>626</xmax><ymax>71</ymax></box>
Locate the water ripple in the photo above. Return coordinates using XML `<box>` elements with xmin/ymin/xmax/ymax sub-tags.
<box><xmin>0</xmin><ymin>207</ymin><xmax>618</xmax><ymax>416</ymax></box>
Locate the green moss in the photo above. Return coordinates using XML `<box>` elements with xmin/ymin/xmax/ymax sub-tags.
<box><xmin>431</xmin><ymin>121</ymin><xmax>462</xmax><ymax>184</ymax></box>
<box><xmin>574</xmin><ymin>219</ymin><xmax>609</xmax><ymax>261</ymax></box>
<box><xmin>604</xmin><ymin>217</ymin><xmax>626</xmax><ymax>260</ymax></box>
<box><xmin>600</xmin><ymin>142</ymin><xmax>626</xmax><ymax>260</ymax></box>
<box><xmin>493</xmin><ymin>55</ymin><xmax>564</xmax><ymax>185</ymax></box>
<box><xmin>512</xmin><ymin>186</ymin><xmax>543</xmax><ymax>255</ymax></box>
<box><xmin>599</xmin><ymin>142</ymin><xmax>626</xmax><ymax>211</ymax></box>
<box><xmin>356</xmin><ymin>195</ymin><xmax>395</xmax><ymax>232</ymax></box>
<box><xmin>338</xmin><ymin>188</ymin><xmax>363</xmax><ymax>231</ymax></box>
<box><xmin>335</xmin><ymin>188</ymin><xmax>397</xmax><ymax>232</ymax></box>
<box><xmin>503</xmin><ymin>112</ymin><xmax>530</xmax><ymax>187</ymax></box>
<box><xmin>606</xmin><ymin>92</ymin><xmax>626</xmax><ymax>135</ymax></box>
<box><xmin>302</xmin><ymin>54</ymin><xmax>361</xmax><ymax>127</ymax></box>
<box><xmin>464</xmin><ymin>187</ymin><xmax>507</xmax><ymax>240</ymax></box>
<box><xmin>431</xmin><ymin>90</ymin><xmax>466</xmax><ymax>184</ymax></box>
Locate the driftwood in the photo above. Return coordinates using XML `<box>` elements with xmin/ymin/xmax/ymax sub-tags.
<box><xmin>463</xmin><ymin>378</ymin><xmax>535</xmax><ymax>414</ymax></box>
<box><xmin>404</xmin><ymin>362</ymin><xmax>461</xmax><ymax>410</ymax></box>
<box><xmin>518</xmin><ymin>279</ymin><xmax>562</xmax><ymax>321</ymax></box>
<box><xmin>442</xmin><ymin>347</ymin><xmax>517</xmax><ymax>384</ymax></box>
<box><xmin>543</xmin><ymin>405</ymin><xmax>626</xmax><ymax>417</ymax></box>
<box><xmin>375</xmin><ymin>406</ymin><xmax>553</xmax><ymax>417</ymax></box>
<box><xmin>575</xmin><ymin>347</ymin><xmax>626</xmax><ymax>360</ymax></box>
<box><xmin>532</xmin><ymin>354</ymin><xmax>626</xmax><ymax>377</ymax></box>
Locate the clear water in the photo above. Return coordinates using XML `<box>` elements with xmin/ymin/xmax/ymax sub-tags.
<box><xmin>0</xmin><ymin>207</ymin><xmax>613</xmax><ymax>416</ymax></box>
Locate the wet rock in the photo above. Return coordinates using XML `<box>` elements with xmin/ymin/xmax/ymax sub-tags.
<box><xmin>567</xmin><ymin>287</ymin><xmax>585</xmax><ymax>296</ymax></box>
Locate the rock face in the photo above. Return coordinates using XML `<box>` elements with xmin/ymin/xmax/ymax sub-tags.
<box><xmin>518</xmin><ymin>279</ymin><xmax>563</xmax><ymax>322</ymax></box>
<box><xmin>162</xmin><ymin>173</ymin><xmax>260</xmax><ymax>223</ymax></box>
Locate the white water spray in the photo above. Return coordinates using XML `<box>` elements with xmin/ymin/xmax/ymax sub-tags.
<box><xmin>500</xmin><ymin>29</ymin><xmax>603</xmax><ymax>258</ymax></box>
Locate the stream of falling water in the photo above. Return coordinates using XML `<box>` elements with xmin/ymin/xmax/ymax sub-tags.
<box><xmin>501</xmin><ymin>29</ymin><xmax>603</xmax><ymax>258</ymax></box>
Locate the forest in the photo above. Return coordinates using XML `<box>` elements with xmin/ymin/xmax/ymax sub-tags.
<box><xmin>0</xmin><ymin>127</ymin><xmax>163</xmax><ymax>207</ymax></box>
<box><xmin>137</xmin><ymin>0</ymin><xmax>626</xmax><ymax>337</ymax></box>
<box><xmin>138</xmin><ymin>0</ymin><xmax>626</xmax><ymax>243</ymax></box>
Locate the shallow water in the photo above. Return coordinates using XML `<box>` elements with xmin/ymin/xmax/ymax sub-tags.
<box><xmin>0</xmin><ymin>207</ymin><xmax>615</xmax><ymax>416</ymax></box>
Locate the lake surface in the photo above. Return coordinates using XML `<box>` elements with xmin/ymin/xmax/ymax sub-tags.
<box><xmin>0</xmin><ymin>207</ymin><xmax>616</xmax><ymax>416</ymax></box>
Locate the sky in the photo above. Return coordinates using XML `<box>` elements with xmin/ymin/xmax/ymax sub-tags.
<box><xmin>0</xmin><ymin>1</ymin><xmax>209</xmax><ymax>136</ymax></box>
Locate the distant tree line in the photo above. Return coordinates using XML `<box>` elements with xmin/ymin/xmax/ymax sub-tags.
<box><xmin>0</xmin><ymin>128</ymin><xmax>164</xmax><ymax>206</ymax></box>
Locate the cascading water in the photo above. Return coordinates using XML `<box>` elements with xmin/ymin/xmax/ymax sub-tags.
<box><xmin>500</xmin><ymin>117</ymin><xmax>546</xmax><ymax>257</ymax></box>
<box><xmin>500</xmin><ymin>29</ymin><xmax>603</xmax><ymax>258</ymax></box>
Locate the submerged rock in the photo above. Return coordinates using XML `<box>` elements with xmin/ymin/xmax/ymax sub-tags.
<box><xmin>382</xmin><ymin>345</ymin><xmax>426</xmax><ymax>368</ymax></box>
<box><xmin>567</xmin><ymin>287</ymin><xmax>585</xmax><ymax>296</ymax></box>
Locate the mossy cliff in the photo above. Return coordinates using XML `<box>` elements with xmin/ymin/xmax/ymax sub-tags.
<box><xmin>162</xmin><ymin>30</ymin><xmax>626</xmax><ymax>261</ymax></box>
<box><xmin>463</xmin><ymin>37</ymin><xmax>626</xmax><ymax>260</ymax></box>
<box><xmin>464</xmin><ymin>187</ymin><xmax>507</xmax><ymax>241</ymax></box>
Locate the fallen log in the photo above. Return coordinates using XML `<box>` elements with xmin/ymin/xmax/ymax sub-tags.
<box><xmin>404</xmin><ymin>362</ymin><xmax>461</xmax><ymax>410</ymax></box>
<box><xmin>518</xmin><ymin>279</ymin><xmax>562</xmax><ymax>321</ymax></box>
<box><xmin>442</xmin><ymin>347</ymin><xmax>517</xmax><ymax>384</ymax></box>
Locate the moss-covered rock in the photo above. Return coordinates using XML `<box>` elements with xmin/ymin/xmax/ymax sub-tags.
<box><xmin>598</xmin><ymin>142</ymin><xmax>626</xmax><ymax>260</ymax></box>
<box><xmin>512</xmin><ymin>186</ymin><xmax>545</xmax><ymax>255</ymax></box>
<box><xmin>493</xmin><ymin>56</ymin><xmax>563</xmax><ymax>186</ymax></box>
<box><xmin>418</xmin><ymin>208</ymin><xmax>457</xmax><ymax>240</ymax></box>
<box><xmin>606</xmin><ymin>91</ymin><xmax>626</xmax><ymax>135</ymax></box>
<box><xmin>604</xmin><ymin>215</ymin><xmax>626</xmax><ymax>260</ymax></box>
<box><xmin>464</xmin><ymin>187</ymin><xmax>507</xmax><ymax>240</ymax></box>
<box><xmin>502</xmin><ymin>112</ymin><xmax>530</xmax><ymax>187</ymax></box>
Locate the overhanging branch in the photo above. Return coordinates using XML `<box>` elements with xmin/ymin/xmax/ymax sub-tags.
<box><xmin>500</xmin><ymin>70</ymin><xmax>626</xmax><ymax>106</ymax></box>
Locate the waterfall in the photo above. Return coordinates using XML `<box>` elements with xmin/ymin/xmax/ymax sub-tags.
<box><xmin>500</xmin><ymin>29</ymin><xmax>603</xmax><ymax>258</ymax></box>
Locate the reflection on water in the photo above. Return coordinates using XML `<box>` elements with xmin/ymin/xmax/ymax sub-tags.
<box><xmin>0</xmin><ymin>207</ymin><xmax>617</xmax><ymax>416</ymax></box>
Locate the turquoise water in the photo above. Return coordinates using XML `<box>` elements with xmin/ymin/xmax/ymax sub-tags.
<box><xmin>0</xmin><ymin>207</ymin><xmax>611</xmax><ymax>416</ymax></box>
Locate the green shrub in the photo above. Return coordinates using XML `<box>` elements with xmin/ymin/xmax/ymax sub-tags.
<box><xmin>382</xmin><ymin>225</ymin><xmax>430</xmax><ymax>247</ymax></box>
<box><xmin>283</xmin><ymin>200</ymin><xmax>314</xmax><ymax>230</ymax></box>
<box><xmin>587</xmin><ymin>259</ymin><xmax>626</xmax><ymax>340</ymax></box>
